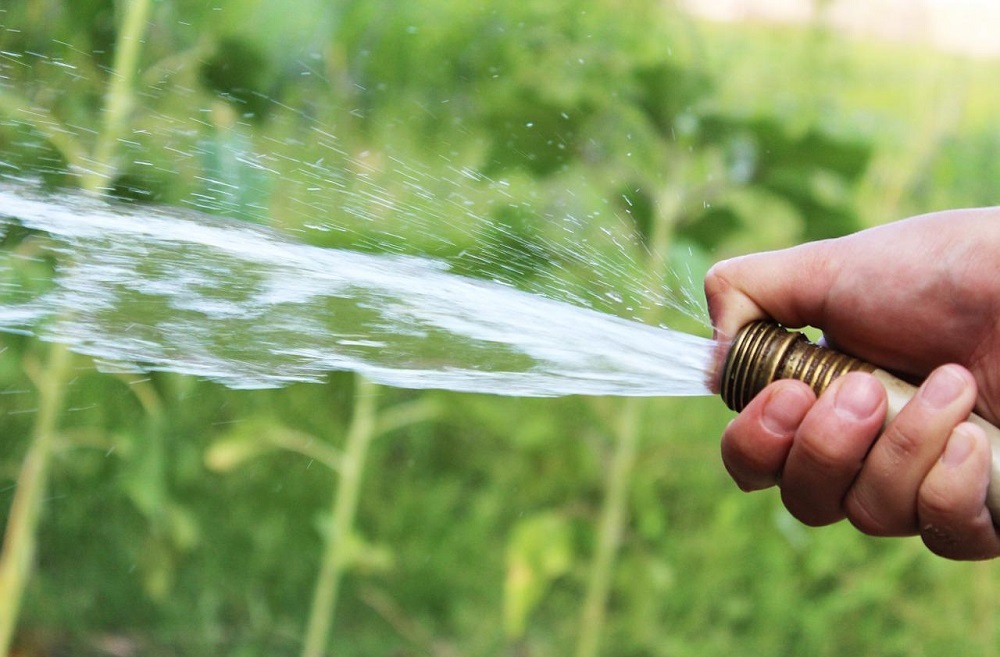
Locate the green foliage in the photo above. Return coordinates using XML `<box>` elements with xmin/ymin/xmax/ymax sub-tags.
<box><xmin>504</xmin><ymin>511</ymin><xmax>575</xmax><ymax>638</ymax></box>
<box><xmin>2</xmin><ymin>1</ymin><xmax>1000</xmax><ymax>657</ymax></box>
<box><xmin>690</xmin><ymin>115</ymin><xmax>871</xmax><ymax>243</ymax></box>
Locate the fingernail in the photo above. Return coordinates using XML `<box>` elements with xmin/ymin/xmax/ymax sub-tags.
<box><xmin>762</xmin><ymin>387</ymin><xmax>808</xmax><ymax>436</ymax></box>
<box><xmin>941</xmin><ymin>426</ymin><xmax>975</xmax><ymax>468</ymax></box>
<box><xmin>920</xmin><ymin>366</ymin><xmax>966</xmax><ymax>409</ymax></box>
<box><xmin>833</xmin><ymin>375</ymin><xmax>882</xmax><ymax>421</ymax></box>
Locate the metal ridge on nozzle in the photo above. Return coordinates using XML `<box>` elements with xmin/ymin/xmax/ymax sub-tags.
<box><xmin>721</xmin><ymin>320</ymin><xmax>874</xmax><ymax>412</ymax></box>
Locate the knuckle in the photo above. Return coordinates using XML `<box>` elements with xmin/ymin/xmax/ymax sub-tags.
<box><xmin>735</xmin><ymin>476</ymin><xmax>775</xmax><ymax>493</ymax></box>
<box><xmin>920</xmin><ymin>524</ymin><xmax>963</xmax><ymax>559</ymax></box>
<box><xmin>917</xmin><ymin>479</ymin><xmax>954</xmax><ymax>520</ymax></box>
<box><xmin>878</xmin><ymin>422</ymin><xmax>925</xmax><ymax>466</ymax></box>
<box><xmin>703</xmin><ymin>266</ymin><xmax>724</xmax><ymax>302</ymax></box>
<box><xmin>798</xmin><ymin>429</ymin><xmax>854</xmax><ymax>474</ymax></box>
<box><xmin>778</xmin><ymin>477</ymin><xmax>845</xmax><ymax>527</ymax></box>
<box><xmin>783</xmin><ymin>498</ymin><xmax>842</xmax><ymax>527</ymax></box>
<box><xmin>844</xmin><ymin>487</ymin><xmax>900</xmax><ymax>536</ymax></box>
<box><xmin>703</xmin><ymin>261</ymin><xmax>731</xmax><ymax>292</ymax></box>
<box><xmin>920</xmin><ymin>511</ymin><xmax>1000</xmax><ymax>561</ymax></box>
<box><xmin>721</xmin><ymin>453</ymin><xmax>762</xmax><ymax>492</ymax></box>
<box><xmin>703</xmin><ymin>265</ymin><xmax>733</xmax><ymax>318</ymax></box>
<box><xmin>727</xmin><ymin>458</ymin><xmax>775</xmax><ymax>492</ymax></box>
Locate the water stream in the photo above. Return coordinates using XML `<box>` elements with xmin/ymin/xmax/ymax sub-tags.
<box><xmin>0</xmin><ymin>184</ymin><xmax>715</xmax><ymax>396</ymax></box>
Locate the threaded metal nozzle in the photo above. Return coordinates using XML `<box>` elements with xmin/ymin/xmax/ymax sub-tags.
<box><xmin>720</xmin><ymin>320</ymin><xmax>1000</xmax><ymax>527</ymax></box>
<box><xmin>721</xmin><ymin>321</ymin><xmax>876</xmax><ymax>412</ymax></box>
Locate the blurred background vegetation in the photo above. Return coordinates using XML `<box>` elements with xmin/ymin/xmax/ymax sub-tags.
<box><xmin>1</xmin><ymin>0</ymin><xmax>999</xmax><ymax>655</ymax></box>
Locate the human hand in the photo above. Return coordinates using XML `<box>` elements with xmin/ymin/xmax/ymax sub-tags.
<box><xmin>704</xmin><ymin>208</ymin><xmax>1000</xmax><ymax>560</ymax></box>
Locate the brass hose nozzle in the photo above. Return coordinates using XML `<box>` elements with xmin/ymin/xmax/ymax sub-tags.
<box><xmin>721</xmin><ymin>320</ymin><xmax>1000</xmax><ymax>524</ymax></box>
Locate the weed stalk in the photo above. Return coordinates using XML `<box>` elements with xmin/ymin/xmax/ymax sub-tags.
<box><xmin>0</xmin><ymin>343</ymin><xmax>72</xmax><ymax>652</ymax></box>
<box><xmin>301</xmin><ymin>377</ymin><xmax>380</xmax><ymax>657</ymax></box>
<box><xmin>574</xmin><ymin>186</ymin><xmax>680</xmax><ymax>657</ymax></box>
<box><xmin>0</xmin><ymin>0</ymin><xmax>151</xmax><ymax>651</ymax></box>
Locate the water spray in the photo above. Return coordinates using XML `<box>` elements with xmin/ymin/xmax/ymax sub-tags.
<box><xmin>721</xmin><ymin>320</ymin><xmax>1000</xmax><ymax>521</ymax></box>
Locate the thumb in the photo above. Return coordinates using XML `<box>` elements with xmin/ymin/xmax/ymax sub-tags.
<box><xmin>704</xmin><ymin>240</ymin><xmax>839</xmax><ymax>343</ymax></box>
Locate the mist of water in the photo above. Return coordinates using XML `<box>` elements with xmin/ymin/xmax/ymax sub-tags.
<box><xmin>0</xmin><ymin>184</ymin><xmax>715</xmax><ymax>396</ymax></box>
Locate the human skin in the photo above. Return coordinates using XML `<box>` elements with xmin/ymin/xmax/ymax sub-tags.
<box><xmin>704</xmin><ymin>207</ymin><xmax>1000</xmax><ymax>560</ymax></box>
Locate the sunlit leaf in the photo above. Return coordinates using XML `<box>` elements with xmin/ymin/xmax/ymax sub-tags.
<box><xmin>204</xmin><ymin>433</ymin><xmax>279</xmax><ymax>473</ymax></box>
<box><xmin>504</xmin><ymin>510</ymin><xmax>574</xmax><ymax>639</ymax></box>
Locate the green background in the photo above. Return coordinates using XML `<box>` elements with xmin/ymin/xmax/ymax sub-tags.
<box><xmin>1</xmin><ymin>1</ymin><xmax>998</xmax><ymax>655</ymax></box>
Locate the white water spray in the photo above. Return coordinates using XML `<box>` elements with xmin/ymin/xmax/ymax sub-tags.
<box><xmin>0</xmin><ymin>185</ymin><xmax>714</xmax><ymax>395</ymax></box>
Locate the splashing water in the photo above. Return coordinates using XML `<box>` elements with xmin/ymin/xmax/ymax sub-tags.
<box><xmin>0</xmin><ymin>185</ymin><xmax>715</xmax><ymax>396</ymax></box>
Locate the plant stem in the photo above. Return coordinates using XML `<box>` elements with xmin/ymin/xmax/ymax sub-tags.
<box><xmin>0</xmin><ymin>342</ymin><xmax>72</xmax><ymax>654</ymax></box>
<box><xmin>574</xmin><ymin>184</ymin><xmax>680</xmax><ymax>657</ymax></box>
<box><xmin>0</xmin><ymin>2</ymin><xmax>151</xmax><ymax>651</ymax></box>
<box><xmin>81</xmin><ymin>0</ymin><xmax>153</xmax><ymax>194</ymax></box>
<box><xmin>301</xmin><ymin>377</ymin><xmax>379</xmax><ymax>657</ymax></box>
<box><xmin>574</xmin><ymin>397</ymin><xmax>642</xmax><ymax>657</ymax></box>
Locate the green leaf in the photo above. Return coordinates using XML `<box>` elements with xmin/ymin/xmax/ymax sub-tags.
<box><xmin>676</xmin><ymin>206</ymin><xmax>742</xmax><ymax>251</ymax></box>
<box><xmin>631</xmin><ymin>62</ymin><xmax>711</xmax><ymax>137</ymax></box>
<box><xmin>199</xmin><ymin>36</ymin><xmax>272</xmax><ymax>122</ymax></box>
<box><xmin>504</xmin><ymin>511</ymin><xmax>574</xmax><ymax>639</ymax></box>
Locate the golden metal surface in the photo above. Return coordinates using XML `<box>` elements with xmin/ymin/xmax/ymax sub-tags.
<box><xmin>721</xmin><ymin>321</ymin><xmax>874</xmax><ymax>412</ymax></box>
